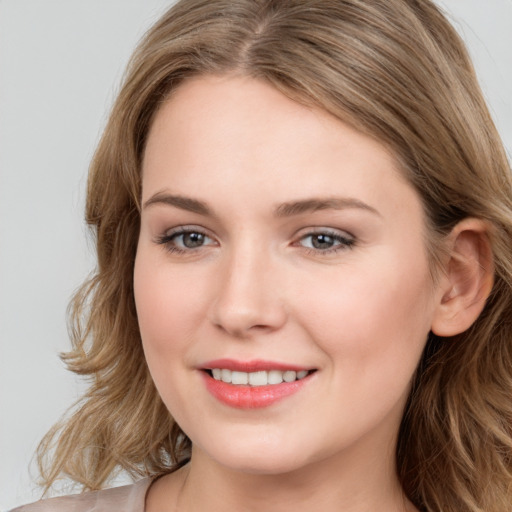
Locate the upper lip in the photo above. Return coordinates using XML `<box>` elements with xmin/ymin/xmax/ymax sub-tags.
<box><xmin>200</xmin><ymin>358</ymin><xmax>313</xmax><ymax>373</ymax></box>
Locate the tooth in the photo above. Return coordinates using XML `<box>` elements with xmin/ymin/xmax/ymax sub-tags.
<box><xmin>214</xmin><ymin>368</ymin><xmax>308</xmax><ymax>385</ymax></box>
<box><xmin>249</xmin><ymin>371</ymin><xmax>268</xmax><ymax>386</ymax></box>
<box><xmin>283</xmin><ymin>370</ymin><xmax>297</xmax><ymax>382</ymax></box>
<box><xmin>268</xmin><ymin>370</ymin><xmax>284</xmax><ymax>384</ymax></box>
<box><xmin>231</xmin><ymin>371</ymin><xmax>249</xmax><ymax>385</ymax></box>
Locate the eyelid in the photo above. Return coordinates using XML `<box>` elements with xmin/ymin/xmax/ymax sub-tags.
<box><xmin>294</xmin><ymin>226</ymin><xmax>355</xmax><ymax>241</ymax></box>
<box><xmin>163</xmin><ymin>224</ymin><xmax>212</xmax><ymax>237</ymax></box>
<box><xmin>293</xmin><ymin>227</ymin><xmax>356</xmax><ymax>254</ymax></box>
<box><xmin>154</xmin><ymin>225</ymin><xmax>218</xmax><ymax>253</ymax></box>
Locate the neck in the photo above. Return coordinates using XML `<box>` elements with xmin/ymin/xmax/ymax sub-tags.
<box><xmin>156</xmin><ymin>440</ymin><xmax>415</xmax><ymax>512</ymax></box>
<box><xmin>145</xmin><ymin>397</ymin><xmax>418</xmax><ymax>512</ymax></box>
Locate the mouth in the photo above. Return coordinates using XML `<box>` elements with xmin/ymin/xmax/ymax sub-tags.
<box><xmin>204</xmin><ymin>368</ymin><xmax>315</xmax><ymax>386</ymax></box>
<box><xmin>200</xmin><ymin>359</ymin><xmax>317</xmax><ymax>409</ymax></box>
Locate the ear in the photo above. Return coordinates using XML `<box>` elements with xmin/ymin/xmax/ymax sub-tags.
<box><xmin>431</xmin><ymin>218</ymin><xmax>494</xmax><ymax>337</ymax></box>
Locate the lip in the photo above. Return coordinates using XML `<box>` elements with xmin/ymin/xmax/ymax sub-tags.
<box><xmin>201</xmin><ymin>358</ymin><xmax>311</xmax><ymax>373</ymax></box>
<box><xmin>199</xmin><ymin>359</ymin><xmax>315</xmax><ymax>409</ymax></box>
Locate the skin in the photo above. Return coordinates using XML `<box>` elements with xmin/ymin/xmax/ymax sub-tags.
<box><xmin>134</xmin><ymin>74</ymin><xmax>490</xmax><ymax>511</ymax></box>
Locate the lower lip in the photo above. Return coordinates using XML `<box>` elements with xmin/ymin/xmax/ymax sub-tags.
<box><xmin>201</xmin><ymin>372</ymin><xmax>312</xmax><ymax>409</ymax></box>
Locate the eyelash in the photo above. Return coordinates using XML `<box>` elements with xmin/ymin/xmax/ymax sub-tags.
<box><xmin>155</xmin><ymin>227</ymin><xmax>215</xmax><ymax>254</ymax></box>
<box><xmin>296</xmin><ymin>230</ymin><xmax>355</xmax><ymax>255</ymax></box>
<box><xmin>155</xmin><ymin>227</ymin><xmax>355</xmax><ymax>256</ymax></box>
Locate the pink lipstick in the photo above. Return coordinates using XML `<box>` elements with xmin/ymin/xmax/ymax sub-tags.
<box><xmin>200</xmin><ymin>359</ymin><xmax>315</xmax><ymax>409</ymax></box>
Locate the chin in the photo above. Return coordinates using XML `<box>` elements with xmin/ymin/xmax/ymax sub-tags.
<box><xmin>192</xmin><ymin>430</ymin><xmax>313</xmax><ymax>475</ymax></box>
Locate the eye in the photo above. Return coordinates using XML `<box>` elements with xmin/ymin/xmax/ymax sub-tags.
<box><xmin>156</xmin><ymin>227</ymin><xmax>217</xmax><ymax>253</ymax></box>
<box><xmin>174</xmin><ymin>231</ymin><xmax>209</xmax><ymax>249</ymax></box>
<box><xmin>297</xmin><ymin>230</ymin><xmax>355</xmax><ymax>253</ymax></box>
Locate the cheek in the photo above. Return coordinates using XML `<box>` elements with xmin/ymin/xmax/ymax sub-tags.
<box><xmin>133</xmin><ymin>251</ymin><xmax>205</xmax><ymax>363</ymax></box>
<box><xmin>293</xmin><ymin>251</ymin><xmax>434</xmax><ymax>384</ymax></box>
<box><xmin>133</xmin><ymin>250</ymin><xmax>207</xmax><ymax>423</ymax></box>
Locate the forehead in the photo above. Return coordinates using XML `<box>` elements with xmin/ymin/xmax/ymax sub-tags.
<box><xmin>142</xmin><ymin>74</ymin><xmax>420</xmax><ymax>221</ymax></box>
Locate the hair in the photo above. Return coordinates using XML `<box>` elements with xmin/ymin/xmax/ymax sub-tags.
<box><xmin>37</xmin><ymin>1</ymin><xmax>512</xmax><ymax>510</ymax></box>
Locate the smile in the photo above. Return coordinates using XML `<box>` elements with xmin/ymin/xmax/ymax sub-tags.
<box><xmin>208</xmin><ymin>368</ymin><xmax>311</xmax><ymax>386</ymax></box>
<box><xmin>200</xmin><ymin>360</ymin><xmax>316</xmax><ymax>409</ymax></box>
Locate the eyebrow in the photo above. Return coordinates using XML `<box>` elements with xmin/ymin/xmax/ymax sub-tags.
<box><xmin>143</xmin><ymin>192</ymin><xmax>211</xmax><ymax>215</ymax></box>
<box><xmin>275</xmin><ymin>197</ymin><xmax>381</xmax><ymax>218</ymax></box>
<box><xmin>143</xmin><ymin>192</ymin><xmax>381</xmax><ymax>218</ymax></box>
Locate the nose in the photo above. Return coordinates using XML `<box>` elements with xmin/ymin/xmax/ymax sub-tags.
<box><xmin>208</xmin><ymin>244</ymin><xmax>288</xmax><ymax>338</ymax></box>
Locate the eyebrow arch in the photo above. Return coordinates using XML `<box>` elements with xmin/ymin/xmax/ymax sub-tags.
<box><xmin>143</xmin><ymin>192</ymin><xmax>211</xmax><ymax>216</ymax></box>
<box><xmin>142</xmin><ymin>192</ymin><xmax>380</xmax><ymax>219</ymax></box>
<box><xmin>275</xmin><ymin>197</ymin><xmax>381</xmax><ymax>218</ymax></box>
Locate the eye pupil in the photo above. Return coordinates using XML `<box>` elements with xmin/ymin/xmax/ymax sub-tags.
<box><xmin>312</xmin><ymin>234</ymin><xmax>334</xmax><ymax>249</ymax></box>
<box><xmin>183</xmin><ymin>232</ymin><xmax>205</xmax><ymax>248</ymax></box>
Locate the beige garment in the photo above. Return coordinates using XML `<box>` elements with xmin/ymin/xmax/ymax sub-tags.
<box><xmin>10</xmin><ymin>478</ymin><xmax>153</xmax><ymax>512</ymax></box>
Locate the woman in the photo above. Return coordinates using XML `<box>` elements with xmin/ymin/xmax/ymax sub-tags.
<box><xmin>12</xmin><ymin>0</ymin><xmax>512</xmax><ymax>511</ymax></box>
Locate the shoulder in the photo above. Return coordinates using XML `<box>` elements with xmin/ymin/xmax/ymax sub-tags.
<box><xmin>10</xmin><ymin>478</ymin><xmax>153</xmax><ymax>512</ymax></box>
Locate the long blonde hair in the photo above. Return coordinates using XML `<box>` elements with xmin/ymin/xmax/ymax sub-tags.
<box><xmin>38</xmin><ymin>1</ymin><xmax>512</xmax><ymax>510</ymax></box>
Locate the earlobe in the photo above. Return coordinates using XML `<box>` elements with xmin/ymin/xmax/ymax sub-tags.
<box><xmin>431</xmin><ymin>219</ymin><xmax>494</xmax><ymax>337</ymax></box>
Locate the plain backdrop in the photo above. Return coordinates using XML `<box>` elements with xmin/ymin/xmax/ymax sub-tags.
<box><xmin>0</xmin><ymin>1</ymin><xmax>510</xmax><ymax>509</ymax></box>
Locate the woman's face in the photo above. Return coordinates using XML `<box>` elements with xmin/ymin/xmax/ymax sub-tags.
<box><xmin>134</xmin><ymin>75</ymin><xmax>441</xmax><ymax>475</ymax></box>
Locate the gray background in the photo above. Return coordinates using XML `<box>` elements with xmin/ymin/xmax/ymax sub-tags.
<box><xmin>0</xmin><ymin>1</ymin><xmax>510</xmax><ymax>509</ymax></box>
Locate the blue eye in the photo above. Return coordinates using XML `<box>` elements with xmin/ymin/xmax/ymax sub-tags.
<box><xmin>174</xmin><ymin>231</ymin><xmax>209</xmax><ymax>248</ymax></box>
<box><xmin>156</xmin><ymin>228</ymin><xmax>216</xmax><ymax>253</ymax></box>
<box><xmin>299</xmin><ymin>231</ymin><xmax>354</xmax><ymax>253</ymax></box>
